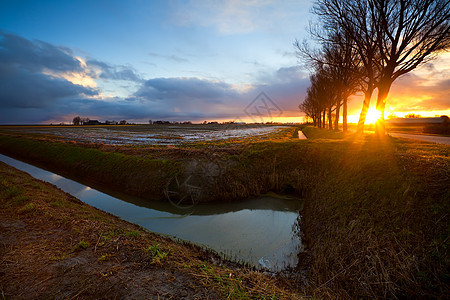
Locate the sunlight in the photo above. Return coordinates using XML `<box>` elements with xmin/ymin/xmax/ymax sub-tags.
<box><xmin>365</xmin><ymin>108</ymin><xmax>382</xmax><ymax>124</ymax></box>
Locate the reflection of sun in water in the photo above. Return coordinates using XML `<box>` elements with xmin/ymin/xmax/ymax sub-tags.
<box><xmin>366</xmin><ymin>108</ymin><xmax>382</xmax><ymax>124</ymax></box>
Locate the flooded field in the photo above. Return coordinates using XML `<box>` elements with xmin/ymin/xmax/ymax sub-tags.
<box><xmin>0</xmin><ymin>124</ymin><xmax>290</xmax><ymax>145</ymax></box>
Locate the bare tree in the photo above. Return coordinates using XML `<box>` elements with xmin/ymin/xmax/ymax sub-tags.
<box><xmin>297</xmin><ymin>3</ymin><xmax>363</xmax><ymax>132</ymax></box>
<box><xmin>309</xmin><ymin>0</ymin><xmax>449</xmax><ymax>134</ymax></box>
<box><xmin>321</xmin><ymin>32</ymin><xmax>360</xmax><ymax>131</ymax></box>
<box><xmin>72</xmin><ymin>116</ymin><xmax>81</xmax><ymax>126</ymax></box>
<box><xmin>311</xmin><ymin>0</ymin><xmax>381</xmax><ymax>132</ymax></box>
<box><xmin>300</xmin><ymin>67</ymin><xmax>340</xmax><ymax>129</ymax></box>
<box><xmin>372</xmin><ymin>0</ymin><xmax>450</xmax><ymax>133</ymax></box>
<box><xmin>81</xmin><ymin>117</ymin><xmax>90</xmax><ymax>125</ymax></box>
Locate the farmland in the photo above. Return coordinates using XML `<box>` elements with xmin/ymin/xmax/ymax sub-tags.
<box><xmin>0</xmin><ymin>124</ymin><xmax>290</xmax><ymax>145</ymax></box>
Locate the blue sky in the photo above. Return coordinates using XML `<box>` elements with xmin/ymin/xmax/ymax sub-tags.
<box><xmin>0</xmin><ymin>0</ymin><xmax>448</xmax><ymax>124</ymax></box>
<box><xmin>0</xmin><ymin>0</ymin><xmax>314</xmax><ymax>124</ymax></box>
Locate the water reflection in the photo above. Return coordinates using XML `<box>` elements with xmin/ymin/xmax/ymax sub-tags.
<box><xmin>0</xmin><ymin>154</ymin><xmax>302</xmax><ymax>271</ymax></box>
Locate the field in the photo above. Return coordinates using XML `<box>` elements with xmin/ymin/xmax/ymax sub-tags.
<box><xmin>346</xmin><ymin>122</ymin><xmax>449</xmax><ymax>136</ymax></box>
<box><xmin>0</xmin><ymin>124</ymin><xmax>291</xmax><ymax>145</ymax></box>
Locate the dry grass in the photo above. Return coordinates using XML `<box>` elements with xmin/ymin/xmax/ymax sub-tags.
<box><xmin>299</xmin><ymin>128</ymin><xmax>449</xmax><ymax>298</ymax></box>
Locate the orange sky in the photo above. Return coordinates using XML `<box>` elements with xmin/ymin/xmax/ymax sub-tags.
<box><xmin>271</xmin><ymin>52</ymin><xmax>450</xmax><ymax>124</ymax></box>
<box><xmin>337</xmin><ymin>53</ymin><xmax>449</xmax><ymax>123</ymax></box>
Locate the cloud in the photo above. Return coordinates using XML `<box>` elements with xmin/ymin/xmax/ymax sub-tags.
<box><xmin>171</xmin><ymin>0</ymin><xmax>312</xmax><ymax>35</ymax></box>
<box><xmin>0</xmin><ymin>66</ymin><xmax>97</xmax><ymax>109</ymax></box>
<box><xmin>387</xmin><ymin>73</ymin><xmax>450</xmax><ymax>112</ymax></box>
<box><xmin>129</xmin><ymin>66</ymin><xmax>308</xmax><ymax>121</ymax></box>
<box><xmin>87</xmin><ymin>59</ymin><xmax>142</xmax><ymax>82</ymax></box>
<box><xmin>0</xmin><ymin>31</ymin><xmax>82</xmax><ymax>73</ymax></box>
<box><xmin>253</xmin><ymin>66</ymin><xmax>309</xmax><ymax>116</ymax></box>
<box><xmin>0</xmin><ymin>31</ymin><xmax>309</xmax><ymax>124</ymax></box>
<box><xmin>0</xmin><ymin>32</ymin><xmax>98</xmax><ymax>113</ymax></box>
<box><xmin>148</xmin><ymin>52</ymin><xmax>189</xmax><ymax>63</ymax></box>
<box><xmin>134</xmin><ymin>77</ymin><xmax>239</xmax><ymax>102</ymax></box>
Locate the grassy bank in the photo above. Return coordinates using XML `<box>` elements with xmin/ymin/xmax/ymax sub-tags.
<box><xmin>299</xmin><ymin>128</ymin><xmax>449</xmax><ymax>298</ymax></box>
<box><xmin>0</xmin><ymin>126</ymin><xmax>448</xmax><ymax>297</ymax></box>
<box><xmin>0</xmin><ymin>162</ymin><xmax>301</xmax><ymax>299</ymax></box>
<box><xmin>0</xmin><ymin>126</ymin><xmax>305</xmax><ymax>203</ymax></box>
<box><xmin>0</xmin><ymin>135</ymin><xmax>180</xmax><ymax>200</ymax></box>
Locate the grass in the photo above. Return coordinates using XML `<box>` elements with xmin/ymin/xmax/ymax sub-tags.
<box><xmin>0</xmin><ymin>126</ymin><xmax>304</xmax><ymax>203</ymax></box>
<box><xmin>0</xmin><ymin>125</ymin><xmax>448</xmax><ymax>298</ymax></box>
<box><xmin>70</xmin><ymin>241</ymin><xmax>90</xmax><ymax>253</ymax></box>
<box><xmin>124</xmin><ymin>230</ymin><xmax>140</xmax><ymax>238</ymax></box>
<box><xmin>17</xmin><ymin>202</ymin><xmax>35</xmax><ymax>214</ymax></box>
<box><xmin>346</xmin><ymin>122</ymin><xmax>450</xmax><ymax>136</ymax></box>
<box><xmin>145</xmin><ymin>243</ymin><xmax>169</xmax><ymax>264</ymax></box>
<box><xmin>296</xmin><ymin>127</ymin><xmax>449</xmax><ymax>298</ymax></box>
<box><xmin>0</xmin><ymin>135</ymin><xmax>181</xmax><ymax>200</ymax></box>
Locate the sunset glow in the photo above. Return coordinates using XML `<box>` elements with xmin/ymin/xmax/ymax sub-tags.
<box><xmin>365</xmin><ymin>109</ymin><xmax>382</xmax><ymax>124</ymax></box>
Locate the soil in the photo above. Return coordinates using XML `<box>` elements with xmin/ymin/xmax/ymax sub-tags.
<box><xmin>0</xmin><ymin>162</ymin><xmax>301</xmax><ymax>299</ymax></box>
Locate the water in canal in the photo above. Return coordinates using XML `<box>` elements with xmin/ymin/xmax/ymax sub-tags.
<box><xmin>0</xmin><ymin>154</ymin><xmax>303</xmax><ymax>271</ymax></box>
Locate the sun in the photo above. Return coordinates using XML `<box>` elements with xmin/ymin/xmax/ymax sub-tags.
<box><xmin>365</xmin><ymin>108</ymin><xmax>382</xmax><ymax>124</ymax></box>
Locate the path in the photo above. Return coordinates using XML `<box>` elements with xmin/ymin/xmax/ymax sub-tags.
<box><xmin>298</xmin><ymin>130</ymin><xmax>307</xmax><ymax>140</ymax></box>
<box><xmin>388</xmin><ymin>132</ymin><xmax>450</xmax><ymax>145</ymax></box>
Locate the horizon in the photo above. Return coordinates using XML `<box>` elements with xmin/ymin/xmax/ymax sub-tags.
<box><xmin>1</xmin><ymin>114</ymin><xmax>447</xmax><ymax>127</ymax></box>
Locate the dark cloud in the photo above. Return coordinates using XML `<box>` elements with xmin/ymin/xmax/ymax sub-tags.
<box><xmin>0</xmin><ymin>66</ymin><xmax>97</xmax><ymax>108</ymax></box>
<box><xmin>87</xmin><ymin>59</ymin><xmax>142</xmax><ymax>82</ymax></box>
<box><xmin>134</xmin><ymin>77</ymin><xmax>239</xmax><ymax>103</ymax></box>
<box><xmin>275</xmin><ymin>66</ymin><xmax>305</xmax><ymax>82</ymax></box>
<box><xmin>130</xmin><ymin>66</ymin><xmax>309</xmax><ymax>121</ymax></box>
<box><xmin>253</xmin><ymin>66</ymin><xmax>309</xmax><ymax>117</ymax></box>
<box><xmin>0</xmin><ymin>31</ymin><xmax>82</xmax><ymax>73</ymax></box>
<box><xmin>0</xmin><ymin>32</ymin><xmax>98</xmax><ymax>122</ymax></box>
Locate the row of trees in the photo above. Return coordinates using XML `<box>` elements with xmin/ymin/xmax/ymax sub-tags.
<box><xmin>73</xmin><ymin>116</ymin><xmax>127</xmax><ymax>125</ymax></box>
<box><xmin>298</xmin><ymin>0</ymin><xmax>449</xmax><ymax>133</ymax></box>
<box><xmin>72</xmin><ymin>116</ymin><xmax>89</xmax><ymax>125</ymax></box>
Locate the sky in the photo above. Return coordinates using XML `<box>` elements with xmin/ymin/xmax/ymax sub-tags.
<box><xmin>0</xmin><ymin>0</ymin><xmax>449</xmax><ymax>125</ymax></box>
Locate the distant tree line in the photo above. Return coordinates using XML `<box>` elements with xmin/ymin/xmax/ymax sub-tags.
<box><xmin>297</xmin><ymin>0</ymin><xmax>449</xmax><ymax>133</ymax></box>
<box><xmin>72</xmin><ymin>116</ymin><xmax>90</xmax><ymax>125</ymax></box>
<box><xmin>73</xmin><ymin>116</ymin><xmax>127</xmax><ymax>125</ymax></box>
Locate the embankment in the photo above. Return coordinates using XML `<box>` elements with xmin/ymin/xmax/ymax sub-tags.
<box><xmin>0</xmin><ymin>129</ymin><xmax>315</xmax><ymax>203</ymax></box>
<box><xmin>0</xmin><ymin>135</ymin><xmax>180</xmax><ymax>200</ymax></box>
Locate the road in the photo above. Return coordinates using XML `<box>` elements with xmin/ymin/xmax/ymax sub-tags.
<box><xmin>388</xmin><ymin>132</ymin><xmax>450</xmax><ymax>145</ymax></box>
<box><xmin>298</xmin><ymin>130</ymin><xmax>307</xmax><ymax>139</ymax></box>
<box><xmin>300</xmin><ymin>128</ymin><xmax>449</xmax><ymax>145</ymax></box>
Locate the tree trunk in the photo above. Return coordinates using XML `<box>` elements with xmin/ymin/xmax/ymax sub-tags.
<box><xmin>322</xmin><ymin>110</ymin><xmax>326</xmax><ymax>128</ymax></box>
<box><xmin>357</xmin><ymin>87</ymin><xmax>374</xmax><ymax>133</ymax></box>
<box><xmin>328</xmin><ymin>107</ymin><xmax>332</xmax><ymax>129</ymax></box>
<box><xmin>375</xmin><ymin>80</ymin><xmax>392</xmax><ymax>135</ymax></box>
<box><xmin>335</xmin><ymin>100</ymin><xmax>341</xmax><ymax>131</ymax></box>
<box><xmin>343</xmin><ymin>97</ymin><xmax>348</xmax><ymax>132</ymax></box>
